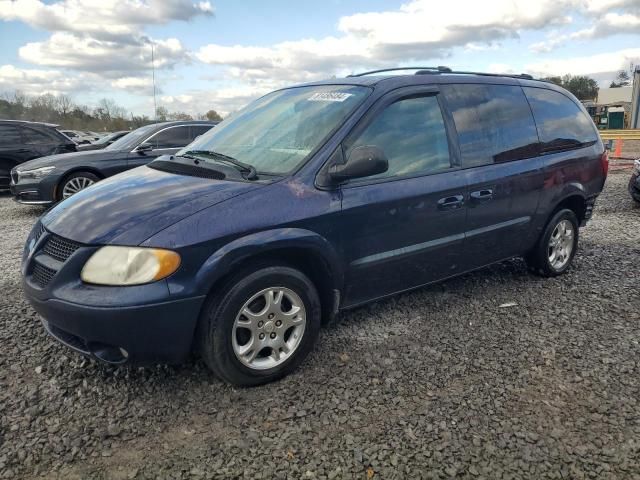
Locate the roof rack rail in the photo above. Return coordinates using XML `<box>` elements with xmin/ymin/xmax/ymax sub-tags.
<box><xmin>347</xmin><ymin>66</ymin><xmax>452</xmax><ymax>77</ymax></box>
<box><xmin>347</xmin><ymin>67</ymin><xmax>537</xmax><ymax>81</ymax></box>
<box><xmin>432</xmin><ymin>70</ymin><xmax>533</xmax><ymax>80</ymax></box>
<box><xmin>415</xmin><ymin>69</ymin><xmax>535</xmax><ymax>80</ymax></box>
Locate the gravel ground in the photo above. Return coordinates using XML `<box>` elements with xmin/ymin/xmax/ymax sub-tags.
<box><xmin>1</xmin><ymin>172</ymin><xmax>639</xmax><ymax>480</ymax></box>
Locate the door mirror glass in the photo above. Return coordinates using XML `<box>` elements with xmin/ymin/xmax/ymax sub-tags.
<box><xmin>136</xmin><ymin>142</ymin><xmax>153</xmax><ymax>153</ymax></box>
<box><xmin>329</xmin><ymin>145</ymin><xmax>388</xmax><ymax>182</ymax></box>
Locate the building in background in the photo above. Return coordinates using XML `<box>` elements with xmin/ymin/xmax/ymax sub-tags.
<box><xmin>586</xmin><ymin>86</ymin><xmax>633</xmax><ymax>129</ymax></box>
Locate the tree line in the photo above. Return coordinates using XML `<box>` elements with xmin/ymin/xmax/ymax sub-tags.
<box><xmin>542</xmin><ymin>69</ymin><xmax>635</xmax><ymax>101</ymax></box>
<box><xmin>0</xmin><ymin>91</ymin><xmax>223</xmax><ymax>132</ymax></box>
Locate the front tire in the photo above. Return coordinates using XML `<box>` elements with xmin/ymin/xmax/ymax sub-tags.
<box><xmin>58</xmin><ymin>171</ymin><xmax>99</xmax><ymax>201</ymax></box>
<box><xmin>526</xmin><ymin>209</ymin><xmax>579</xmax><ymax>277</ymax></box>
<box><xmin>198</xmin><ymin>265</ymin><xmax>321</xmax><ymax>386</ymax></box>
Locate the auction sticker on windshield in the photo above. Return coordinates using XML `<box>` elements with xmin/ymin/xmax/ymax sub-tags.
<box><xmin>307</xmin><ymin>92</ymin><xmax>354</xmax><ymax>102</ymax></box>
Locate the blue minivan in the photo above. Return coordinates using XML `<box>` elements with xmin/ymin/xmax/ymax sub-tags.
<box><xmin>21</xmin><ymin>68</ymin><xmax>607</xmax><ymax>386</ymax></box>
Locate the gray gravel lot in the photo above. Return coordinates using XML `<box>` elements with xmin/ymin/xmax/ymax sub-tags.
<box><xmin>1</xmin><ymin>172</ymin><xmax>639</xmax><ymax>480</ymax></box>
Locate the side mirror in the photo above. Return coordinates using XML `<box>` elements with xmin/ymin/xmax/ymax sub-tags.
<box><xmin>136</xmin><ymin>142</ymin><xmax>153</xmax><ymax>154</ymax></box>
<box><xmin>329</xmin><ymin>145</ymin><xmax>388</xmax><ymax>182</ymax></box>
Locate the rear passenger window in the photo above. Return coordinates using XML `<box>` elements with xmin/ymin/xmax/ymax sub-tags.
<box><xmin>345</xmin><ymin>95</ymin><xmax>451</xmax><ymax>179</ymax></box>
<box><xmin>23</xmin><ymin>128</ymin><xmax>52</xmax><ymax>144</ymax></box>
<box><xmin>190</xmin><ymin>125</ymin><xmax>213</xmax><ymax>140</ymax></box>
<box><xmin>150</xmin><ymin>126</ymin><xmax>191</xmax><ymax>149</ymax></box>
<box><xmin>443</xmin><ymin>84</ymin><xmax>539</xmax><ymax>166</ymax></box>
<box><xmin>523</xmin><ymin>87</ymin><xmax>598</xmax><ymax>152</ymax></box>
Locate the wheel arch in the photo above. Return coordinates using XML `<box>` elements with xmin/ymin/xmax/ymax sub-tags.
<box><xmin>552</xmin><ymin>192</ymin><xmax>587</xmax><ymax>224</ymax></box>
<box><xmin>54</xmin><ymin>167</ymin><xmax>105</xmax><ymax>200</ymax></box>
<box><xmin>195</xmin><ymin>228</ymin><xmax>344</xmax><ymax>324</ymax></box>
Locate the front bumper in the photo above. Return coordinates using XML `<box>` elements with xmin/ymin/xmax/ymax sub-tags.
<box><xmin>22</xmin><ymin>224</ymin><xmax>206</xmax><ymax>364</ymax></box>
<box><xmin>29</xmin><ymin>294</ymin><xmax>205</xmax><ymax>364</ymax></box>
<box><xmin>10</xmin><ymin>174</ymin><xmax>57</xmax><ymax>205</ymax></box>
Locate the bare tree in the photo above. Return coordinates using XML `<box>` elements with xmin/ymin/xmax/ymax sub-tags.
<box><xmin>155</xmin><ymin>106</ymin><xmax>168</xmax><ymax>121</ymax></box>
<box><xmin>57</xmin><ymin>94</ymin><xmax>74</xmax><ymax>118</ymax></box>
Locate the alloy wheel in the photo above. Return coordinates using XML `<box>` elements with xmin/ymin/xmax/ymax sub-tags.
<box><xmin>548</xmin><ymin>219</ymin><xmax>574</xmax><ymax>270</ymax></box>
<box><xmin>62</xmin><ymin>177</ymin><xmax>95</xmax><ymax>199</ymax></box>
<box><xmin>232</xmin><ymin>287</ymin><xmax>306</xmax><ymax>370</ymax></box>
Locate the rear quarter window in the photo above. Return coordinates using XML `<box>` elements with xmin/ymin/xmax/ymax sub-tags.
<box><xmin>0</xmin><ymin>124</ymin><xmax>22</xmax><ymax>145</ymax></box>
<box><xmin>442</xmin><ymin>84</ymin><xmax>539</xmax><ymax>167</ymax></box>
<box><xmin>522</xmin><ymin>87</ymin><xmax>598</xmax><ymax>152</ymax></box>
<box><xmin>22</xmin><ymin>127</ymin><xmax>54</xmax><ymax>144</ymax></box>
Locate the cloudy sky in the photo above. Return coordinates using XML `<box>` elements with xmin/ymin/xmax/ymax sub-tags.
<box><xmin>0</xmin><ymin>0</ymin><xmax>639</xmax><ymax>117</ymax></box>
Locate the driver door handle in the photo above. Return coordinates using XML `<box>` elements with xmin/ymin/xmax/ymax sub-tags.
<box><xmin>437</xmin><ymin>194</ymin><xmax>465</xmax><ymax>210</ymax></box>
<box><xmin>470</xmin><ymin>189</ymin><xmax>493</xmax><ymax>203</ymax></box>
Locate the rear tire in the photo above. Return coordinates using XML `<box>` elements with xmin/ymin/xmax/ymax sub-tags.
<box><xmin>57</xmin><ymin>171</ymin><xmax>99</xmax><ymax>201</ymax></box>
<box><xmin>525</xmin><ymin>209</ymin><xmax>579</xmax><ymax>277</ymax></box>
<box><xmin>198</xmin><ymin>265</ymin><xmax>321</xmax><ymax>386</ymax></box>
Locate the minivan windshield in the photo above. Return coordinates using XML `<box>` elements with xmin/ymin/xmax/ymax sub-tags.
<box><xmin>178</xmin><ymin>85</ymin><xmax>370</xmax><ymax>174</ymax></box>
<box><xmin>106</xmin><ymin>124</ymin><xmax>156</xmax><ymax>151</ymax></box>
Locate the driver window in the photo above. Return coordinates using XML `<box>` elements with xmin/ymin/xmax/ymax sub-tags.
<box><xmin>345</xmin><ymin>95</ymin><xmax>451</xmax><ymax>180</ymax></box>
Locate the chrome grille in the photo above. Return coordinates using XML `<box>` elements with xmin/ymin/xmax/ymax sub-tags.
<box><xmin>11</xmin><ymin>170</ymin><xmax>18</xmax><ymax>184</ymax></box>
<box><xmin>42</xmin><ymin>235</ymin><xmax>82</xmax><ymax>262</ymax></box>
<box><xmin>32</xmin><ymin>263</ymin><xmax>57</xmax><ymax>288</ymax></box>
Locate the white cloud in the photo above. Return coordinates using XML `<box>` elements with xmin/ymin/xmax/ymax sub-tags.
<box><xmin>19</xmin><ymin>33</ymin><xmax>188</xmax><ymax>77</ymax></box>
<box><xmin>111</xmin><ymin>77</ymin><xmax>154</xmax><ymax>94</ymax></box>
<box><xmin>0</xmin><ymin>0</ymin><xmax>213</xmax><ymax>41</ymax></box>
<box><xmin>530</xmin><ymin>0</ymin><xmax>640</xmax><ymax>52</ymax></box>
<box><xmin>197</xmin><ymin>0</ymin><xmax>577</xmax><ymax>79</ymax></box>
<box><xmin>192</xmin><ymin>0</ymin><xmax>586</xmax><ymax>113</ymax></box>
<box><xmin>526</xmin><ymin>47</ymin><xmax>640</xmax><ymax>78</ymax></box>
<box><xmin>0</xmin><ymin>0</ymin><xmax>209</xmax><ymax>95</ymax></box>
<box><xmin>0</xmin><ymin>64</ymin><xmax>92</xmax><ymax>95</ymax></box>
<box><xmin>160</xmin><ymin>85</ymin><xmax>268</xmax><ymax>116</ymax></box>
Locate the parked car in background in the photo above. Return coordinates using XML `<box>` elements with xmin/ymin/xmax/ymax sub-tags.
<box><xmin>59</xmin><ymin>130</ymin><xmax>93</xmax><ymax>145</ymax></box>
<box><xmin>0</xmin><ymin>120</ymin><xmax>76</xmax><ymax>191</ymax></box>
<box><xmin>629</xmin><ymin>159</ymin><xmax>640</xmax><ymax>203</ymax></box>
<box><xmin>84</xmin><ymin>131</ymin><xmax>101</xmax><ymax>142</ymax></box>
<box><xmin>10</xmin><ymin>121</ymin><xmax>216</xmax><ymax>204</ymax></box>
<box><xmin>77</xmin><ymin>131</ymin><xmax>129</xmax><ymax>151</ymax></box>
<box><xmin>20</xmin><ymin>69</ymin><xmax>606</xmax><ymax>386</ymax></box>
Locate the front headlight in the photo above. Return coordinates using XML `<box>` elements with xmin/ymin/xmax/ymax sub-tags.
<box><xmin>81</xmin><ymin>246</ymin><xmax>181</xmax><ymax>286</ymax></box>
<box><xmin>17</xmin><ymin>166</ymin><xmax>56</xmax><ymax>181</ymax></box>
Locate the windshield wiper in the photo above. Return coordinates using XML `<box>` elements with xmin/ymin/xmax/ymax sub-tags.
<box><xmin>180</xmin><ymin>150</ymin><xmax>258</xmax><ymax>180</ymax></box>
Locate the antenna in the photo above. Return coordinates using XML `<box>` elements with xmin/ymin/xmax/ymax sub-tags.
<box><xmin>151</xmin><ymin>41</ymin><xmax>158</xmax><ymax>121</ymax></box>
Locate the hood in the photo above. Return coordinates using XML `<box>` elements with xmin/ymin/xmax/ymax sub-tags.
<box><xmin>42</xmin><ymin>164</ymin><xmax>264</xmax><ymax>245</ymax></box>
<box><xmin>16</xmin><ymin>148</ymin><xmax>127</xmax><ymax>171</ymax></box>
<box><xmin>77</xmin><ymin>143</ymin><xmax>104</xmax><ymax>151</ymax></box>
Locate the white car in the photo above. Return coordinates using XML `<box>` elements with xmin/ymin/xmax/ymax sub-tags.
<box><xmin>59</xmin><ymin>130</ymin><xmax>95</xmax><ymax>145</ymax></box>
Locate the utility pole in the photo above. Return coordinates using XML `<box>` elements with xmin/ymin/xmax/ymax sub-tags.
<box><xmin>631</xmin><ymin>66</ymin><xmax>640</xmax><ymax>129</ymax></box>
<box><xmin>151</xmin><ymin>41</ymin><xmax>158</xmax><ymax>122</ymax></box>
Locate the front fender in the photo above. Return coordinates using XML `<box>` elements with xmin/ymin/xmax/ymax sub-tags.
<box><xmin>170</xmin><ymin>228</ymin><xmax>344</xmax><ymax>296</ymax></box>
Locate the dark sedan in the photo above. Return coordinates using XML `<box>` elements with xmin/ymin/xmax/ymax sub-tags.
<box><xmin>10</xmin><ymin>121</ymin><xmax>216</xmax><ymax>205</ymax></box>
